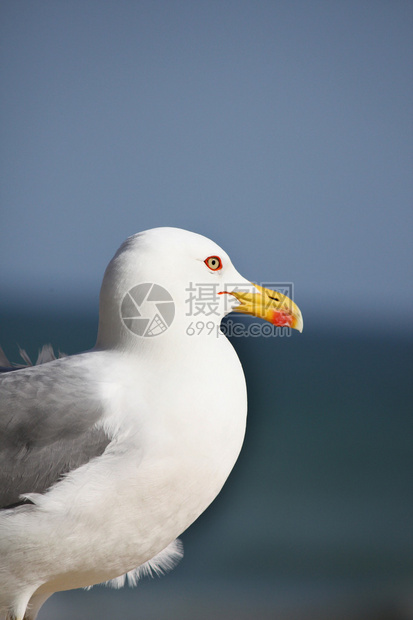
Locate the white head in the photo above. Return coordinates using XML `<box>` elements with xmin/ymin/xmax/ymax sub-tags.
<box><xmin>96</xmin><ymin>227</ymin><xmax>249</xmax><ymax>350</ymax></box>
<box><xmin>96</xmin><ymin>227</ymin><xmax>302</xmax><ymax>351</ymax></box>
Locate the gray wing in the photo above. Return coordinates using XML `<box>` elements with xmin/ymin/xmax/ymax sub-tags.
<box><xmin>0</xmin><ymin>355</ymin><xmax>111</xmax><ymax>509</ymax></box>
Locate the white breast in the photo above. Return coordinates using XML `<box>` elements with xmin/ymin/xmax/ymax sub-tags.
<box><xmin>9</xmin><ymin>334</ymin><xmax>247</xmax><ymax>593</ymax></box>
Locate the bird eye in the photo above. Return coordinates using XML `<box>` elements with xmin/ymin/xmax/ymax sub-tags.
<box><xmin>204</xmin><ymin>255</ymin><xmax>222</xmax><ymax>271</ymax></box>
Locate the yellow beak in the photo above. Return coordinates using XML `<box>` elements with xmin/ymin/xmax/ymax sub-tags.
<box><xmin>228</xmin><ymin>283</ymin><xmax>303</xmax><ymax>332</ymax></box>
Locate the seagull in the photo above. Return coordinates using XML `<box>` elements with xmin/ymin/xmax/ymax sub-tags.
<box><xmin>0</xmin><ymin>227</ymin><xmax>303</xmax><ymax>620</ymax></box>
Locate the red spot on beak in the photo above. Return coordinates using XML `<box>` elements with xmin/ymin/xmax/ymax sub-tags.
<box><xmin>271</xmin><ymin>310</ymin><xmax>294</xmax><ymax>328</ymax></box>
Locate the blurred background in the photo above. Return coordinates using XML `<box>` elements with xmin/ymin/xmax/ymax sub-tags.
<box><xmin>1</xmin><ymin>1</ymin><xmax>412</xmax><ymax>618</ymax></box>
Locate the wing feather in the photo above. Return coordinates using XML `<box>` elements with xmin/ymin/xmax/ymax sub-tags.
<box><xmin>0</xmin><ymin>354</ymin><xmax>111</xmax><ymax>509</ymax></box>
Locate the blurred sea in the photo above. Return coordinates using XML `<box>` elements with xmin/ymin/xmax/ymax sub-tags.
<box><xmin>1</xmin><ymin>310</ymin><xmax>412</xmax><ymax>619</ymax></box>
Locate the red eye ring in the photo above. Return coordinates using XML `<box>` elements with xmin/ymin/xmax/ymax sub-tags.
<box><xmin>204</xmin><ymin>255</ymin><xmax>222</xmax><ymax>271</ymax></box>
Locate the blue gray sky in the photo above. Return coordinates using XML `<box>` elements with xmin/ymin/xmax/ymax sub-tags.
<box><xmin>1</xmin><ymin>1</ymin><xmax>412</xmax><ymax>331</ymax></box>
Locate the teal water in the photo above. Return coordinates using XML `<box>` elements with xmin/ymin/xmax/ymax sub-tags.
<box><xmin>1</xmin><ymin>310</ymin><xmax>412</xmax><ymax>618</ymax></box>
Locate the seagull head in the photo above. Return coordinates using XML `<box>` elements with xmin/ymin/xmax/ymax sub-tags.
<box><xmin>96</xmin><ymin>227</ymin><xmax>302</xmax><ymax>349</ymax></box>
